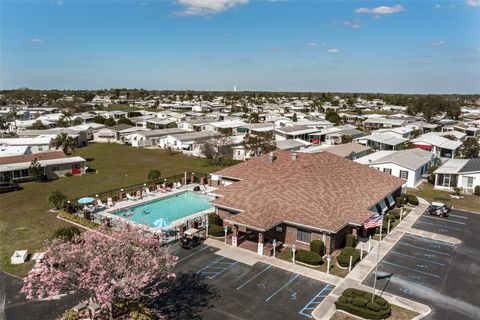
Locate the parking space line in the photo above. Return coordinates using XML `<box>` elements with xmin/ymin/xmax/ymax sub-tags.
<box><xmin>449</xmin><ymin>213</ymin><xmax>468</xmax><ymax>219</ymax></box>
<box><xmin>196</xmin><ymin>256</ymin><xmax>238</xmax><ymax>279</ymax></box>
<box><xmin>177</xmin><ymin>245</ymin><xmax>210</xmax><ymax>264</ymax></box>
<box><xmin>381</xmin><ymin>261</ymin><xmax>440</xmax><ymax>278</ymax></box>
<box><xmin>265</xmin><ymin>274</ymin><xmax>299</xmax><ymax>302</ymax></box>
<box><xmin>415</xmin><ymin>220</ymin><xmax>463</xmax><ymax>231</ymax></box>
<box><xmin>208</xmin><ymin>262</ymin><xmax>238</xmax><ymax>279</ymax></box>
<box><xmin>422</xmin><ymin>215</ymin><xmax>466</xmax><ymax>225</ymax></box>
<box><xmin>298</xmin><ymin>284</ymin><xmax>332</xmax><ymax>318</ymax></box>
<box><xmin>403</xmin><ymin>234</ymin><xmax>455</xmax><ymax>247</ymax></box>
<box><xmin>398</xmin><ymin>242</ymin><xmax>451</xmax><ymax>256</ymax></box>
<box><xmin>236</xmin><ymin>265</ymin><xmax>272</xmax><ymax>291</ymax></box>
<box><xmin>390</xmin><ymin>251</ymin><xmax>446</xmax><ymax>266</ymax></box>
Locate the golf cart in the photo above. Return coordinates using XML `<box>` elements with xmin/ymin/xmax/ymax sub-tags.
<box><xmin>180</xmin><ymin>228</ymin><xmax>202</xmax><ymax>249</ymax></box>
<box><xmin>427</xmin><ymin>202</ymin><xmax>451</xmax><ymax>217</ymax></box>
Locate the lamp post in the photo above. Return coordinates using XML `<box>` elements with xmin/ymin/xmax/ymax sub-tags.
<box><xmin>292</xmin><ymin>244</ymin><xmax>296</xmax><ymax>264</ymax></box>
<box><xmin>326</xmin><ymin>255</ymin><xmax>332</xmax><ymax>274</ymax></box>
<box><xmin>205</xmin><ymin>214</ymin><xmax>209</xmax><ymax>238</ymax></box>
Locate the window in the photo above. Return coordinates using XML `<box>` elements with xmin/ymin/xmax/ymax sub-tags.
<box><xmin>400</xmin><ymin>170</ymin><xmax>409</xmax><ymax>180</ymax></box>
<box><xmin>52</xmin><ymin>166</ymin><xmax>60</xmax><ymax>172</ymax></box>
<box><xmin>383</xmin><ymin>168</ymin><xmax>392</xmax><ymax>175</ymax></box>
<box><xmin>296</xmin><ymin>229</ymin><xmax>311</xmax><ymax>243</ymax></box>
<box><xmin>38</xmin><ymin>146</ymin><xmax>43</xmax><ymax>151</ymax></box>
<box><xmin>276</xmin><ymin>226</ymin><xmax>283</xmax><ymax>232</ymax></box>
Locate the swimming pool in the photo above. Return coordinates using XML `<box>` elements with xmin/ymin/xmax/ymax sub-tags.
<box><xmin>111</xmin><ymin>191</ymin><xmax>213</xmax><ymax>228</ymax></box>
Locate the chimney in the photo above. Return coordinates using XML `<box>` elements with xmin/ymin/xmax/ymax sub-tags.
<box><xmin>268</xmin><ymin>151</ymin><xmax>275</xmax><ymax>163</ymax></box>
<box><xmin>291</xmin><ymin>152</ymin><xmax>298</xmax><ymax>161</ymax></box>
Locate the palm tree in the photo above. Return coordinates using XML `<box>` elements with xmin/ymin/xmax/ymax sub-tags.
<box><xmin>52</xmin><ymin>132</ymin><xmax>76</xmax><ymax>154</ymax></box>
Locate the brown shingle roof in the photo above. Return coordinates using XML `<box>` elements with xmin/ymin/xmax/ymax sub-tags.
<box><xmin>0</xmin><ymin>151</ymin><xmax>66</xmax><ymax>165</ymax></box>
<box><xmin>212</xmin><ymin>151</ymin><xmax>404</xmax><ymax>233</ymax></box>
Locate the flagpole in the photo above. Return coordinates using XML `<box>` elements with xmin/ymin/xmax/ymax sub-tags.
<box><xmin>372</xmin><ymin>216</ymin><xmax>383</xmax><ymax>302</ymax></box>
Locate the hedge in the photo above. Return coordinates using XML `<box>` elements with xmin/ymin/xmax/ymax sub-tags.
<box><xmin>310</xmin><ymin>240</ymin><xmax>325</xmax><ymax>256</ymax></box>
<box><xmin>295</xmin><ymin>249</ymin><xmax>323</xmax><ymax>265</ymax></box>
<box><xmin>345</xmin><ymin>234</ymin><xmax>355</xmax><ymax>248</ymax></box>
<box><xmin>208</xmin><ymin>224</ymin><xmax>230</xmax><ymax>237</ymax></box>
<box><xmin>337</xmin><ymin>247</ymin><xmax>360</xmax><ymax>267</ymax></box>
<box><xmin>208</xmin><ymin>214</ymin><xmax>223</xmax><ymax>226</ymax></box>
<box><xmin>52</xmin><ymin>226</ymin><xmax>80</xmax><ymax>241</ymax></box>
<box><xmin>389</xmin><ymin>208</ymin><xmax>401</xmax><ymax>219</ymax></box>
<box><xmin>58</xmin><ymin>210</ymin><xmax>102</xmax><ymax>231</ymax></box>
<box><xmin>475</xmin><ymin>185</ymin><xmax>480</xmax><ymax>196</ymax></box>
<box><xmin>335</xmin><ymin>288</ymin><xmax>391</xmax><ymax>320</ymax></box>
<box><xmin>406</xmin><ymin>194</ymin><xmax>419</xmax><ymax>205</ymax></box>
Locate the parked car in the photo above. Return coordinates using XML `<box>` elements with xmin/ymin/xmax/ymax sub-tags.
<box><xmin>427</xmin><ymin>202</ymin><xmax>450</xmax><ymax>217</ymax></box>
<box><xmin>0</xmin><ymin>182</ymin><xmax>22</xmax><ymax>193</ymax></box>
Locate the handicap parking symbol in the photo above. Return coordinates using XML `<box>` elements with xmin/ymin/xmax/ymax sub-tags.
<box><xmin>289</xmin><ymin>291</ymin><xmax>297</xmax><ymax>300</ymax></box>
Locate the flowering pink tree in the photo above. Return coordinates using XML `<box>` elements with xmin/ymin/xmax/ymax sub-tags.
<box><xmin>21</xmin><ymin>224</ymin><xmax>177</xmax><ymax>316</ymax></box>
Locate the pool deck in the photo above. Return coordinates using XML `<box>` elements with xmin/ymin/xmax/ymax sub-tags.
<box><xmin>96</xmin><ymin>184</ymin><xmax>217</xmax><ymax>232</ymax></box>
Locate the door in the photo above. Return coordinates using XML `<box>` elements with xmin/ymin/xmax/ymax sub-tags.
<box><xmin>71</xmin><ymin>164</ymin><xmax>81</xmax><ymax>175</ymax></box>
<box><xmin>462</xmin><ymin>176</ymin><xmax>474</xmax><ymax>194</ymax></box>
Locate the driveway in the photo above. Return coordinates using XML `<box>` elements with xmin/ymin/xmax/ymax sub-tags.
<box><xmin>363</xmin><ymin>209</ymin><xmax>480</xmax><ymax>320</ymax></box>
<box><xmin>160</xmin><ymin>243</ymin><xmax>334</xmax><ymax>320</ymax></box>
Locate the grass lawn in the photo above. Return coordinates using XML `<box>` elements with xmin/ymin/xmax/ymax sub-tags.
<box><xmin>0</xmin><ymin>143</ymin><xmax>228</xmax><ymax>277</ymax></box>
<box><xmin>330</xmin><ymin>304</ymin><xmax>419</xmax><ymax>320</ymax></box>
<box><xmin>408</xmin><ymin>183</ymin><xmax>480</xmax><ymax>212</ymax></box>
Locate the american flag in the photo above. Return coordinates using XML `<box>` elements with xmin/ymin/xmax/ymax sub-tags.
<box><xmin>364</xmin><ymin>213</ymin><xmax>383</xmax><ymax>229</ymax></box>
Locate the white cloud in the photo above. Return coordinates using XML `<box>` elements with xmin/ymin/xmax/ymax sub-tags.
<box><xmin>343</xmin><ymin>19</ymin><xmax>362</xmax><ymax>29</ymax></box>
<box><xmin>433</xmin><ymin>4</ymin><xmax>441</xmax><ymax>9</ymax></box>
<box><xmin>429</xmin><ymin>40</ymin><xmax>446</xmax><ymax>46</ymax></box>
<box><xmin>355</xmin><ymin>4</ymin><xmax>405</xmax><ymax>14</ymax></box>
<box><xmin>326</xmin><ymin>48</ymin><xmax>340</xmax><ymax>54</ymax></box>
<box><xmin>29</xmin><ymin>38</ymin><xmax>43</xmax><ymax>43</ymax></box>
<box><xmin>175</xmin><ymin>0</ymin><xmax>248</xmax><ymax>16</ymax></box>
<box><xmin>305</xmin><ymin>42</ymin><xmax>319</xmax><ymax>48</ymax></box>
<box><xmin>465</xmin><ymin>0</ymin><xmax>480</xmax><ymax>7</ymax></box>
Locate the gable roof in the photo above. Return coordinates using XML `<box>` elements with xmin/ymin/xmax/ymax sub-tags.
<box><xmin>459</xmin><ymin>158</ymin><xmax>480</xmax><ymax>173</ymax></box>
<box><xmin>211</xmin><ymin>151</ymin><xmax>405</xmax><ymax>233</ymax></box>
<box><xmin>356</xmin><ymin>148</ymin><xmax>434</xmax><ymax>170</ymax></box>
<box><xmin>0</xmin><ymin>150</ymin><xmax>66</xmax><ymax>165</ymax></box>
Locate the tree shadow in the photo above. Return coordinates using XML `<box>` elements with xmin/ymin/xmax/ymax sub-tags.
<box><xmin>149</xmin><ymin>272</ymin><xmax>220</xmax><ymax>320</ymax></box>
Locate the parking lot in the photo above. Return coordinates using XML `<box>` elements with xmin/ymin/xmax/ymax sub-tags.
<box><xmin>363</xmin><ymin>209</ymin><xmax>480</xmax><ymax>320</ymax></box>
<box><xmin>161</xmin><ymin>244</ymin><xmax>334</xmax><ymax>320</ymax></box>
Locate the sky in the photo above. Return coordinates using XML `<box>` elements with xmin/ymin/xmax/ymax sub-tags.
<box><xmin>0</xmin><ymin>0</ymin><xmax>479</xmax><ymax>94</ymax></box>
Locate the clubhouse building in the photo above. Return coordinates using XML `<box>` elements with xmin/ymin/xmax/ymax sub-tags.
<box><xmin>209</xmin><ymin>151</ymin><xmax>405</xmax><ymax>256</ymax></box>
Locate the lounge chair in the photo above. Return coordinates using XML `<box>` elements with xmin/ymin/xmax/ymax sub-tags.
<box><xmin>126</xmin><ymin>193</ymin><xmax>137</xmax><ymax>201</ymax></box>
<box><xmin>107</xmin><ymin>197</ymin><xmax>114</xmax><ymax>207</ymax></box>
<box><xmin>96</xmin><ymin>199</ymin><xmax>107</xmax><ymax>210</ymax></box>
<box><xmin>145</xmin><ymin>188</ymin><xmax>155</xmax><ymax>196</ymax></box>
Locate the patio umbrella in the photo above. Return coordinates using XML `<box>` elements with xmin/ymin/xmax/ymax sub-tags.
<box><xmin>78</xmin><ymin>197</ymin><xmax>95</xmax><ymax>204</ymax></box>
<box><xmin>153</xmin><ymin>218</ymin><xmax>171</xmax><ymax>228</ymax></box>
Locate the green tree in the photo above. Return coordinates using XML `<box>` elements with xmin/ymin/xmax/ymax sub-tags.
<box><xmin>104</xmin><ymin>118</ymin><xmax>116</xmax><ymax>126</ymax></box>
<box><xmin>92</xmin><ymin>115</ymin><xmax>106</xmax><ymax>124</ymax></box>
<box><xmin>200</xmin><ymin>136</ymin><xmax>233</xmax><ymax>165</ymax></box>
<box><xmin>292</xmin><ymin>113</ymin><xmax>298</xmax><ymax>122</ymax></box>
<box><xmin>28</xmin><ymin>158</ymin><xmax>44</xmax><ymax>181</ymax></box>
<box><xmin>53</xmin><ymin>226</ymin><xmax>80</xmax><ymax>242</ymax></box>
<box><xmin>461</xmin><ymin>138</ymin><xmax>480</xmax><ymax>158</ymax></box>
<box><xmin>242</xmin><ymin>132</ymin><xmax>276</xmax><ymax>157</ymax></box>
<box><xmin>117</xmin><ymin>118</ymin><xmax>133</xmax><ymax>125</ymax></box>
<box><xmin>399</xmin><ymin>141</ymin><xmax>414</xmax><ymax>150</ymax></box>
<box><xmin>247</xmin><ymin>112</ymin><xmax>260</xmax><ymax>123</ymax></box>
<box><xmin>52</xmin><ymin>132</ymin><xmax>76</xmax><ymax>154</ymax></box>
<box><xmin>325</xmin><ymin>109</ymin><xmax>341</xmax><ymax>125</ymax></box>
<box><xmin>31</xmin><ymin>120</ymin><xmax>45</xmax><ymax>130</ymax></box>
<box><xmin>147</xmin><ymin>169</ymin><xmax>161</xmax><ymax>184</ymax></box>
<box><xmin>340</xmin><ymin>135</ymin><xmax>353</xmax><ymax>144</ymax></box>
<box><xmin>443</xmin><ymin>134</ymin><xmax>457</xmax><ymax>141</ymax></box>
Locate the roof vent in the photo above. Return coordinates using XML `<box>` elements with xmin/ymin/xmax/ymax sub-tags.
<box><xmin>291</xmin><ymin>152</ymin><xmax>298</xmax><ymax>161</ymax></box>
<box><xmin>268</xmin><ymin>151</ymin><xmax>275</xmax><ymax>163</ymax></box>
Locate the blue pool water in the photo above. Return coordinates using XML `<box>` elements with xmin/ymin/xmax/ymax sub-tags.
<box><xmin>113</xmin><ymin>191</ymin><xmax>213</xmax><ymax>228</ymax></box>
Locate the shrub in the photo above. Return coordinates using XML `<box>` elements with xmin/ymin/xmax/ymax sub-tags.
<box><xmin>337</xmin><ymin>247</ymin><xmax>360</xmax><ymax>267</ymax></box>
<box><xmin>53</xmin><ymin>226</ymin><xmax>80</xmax><ymax>242</ymax></box>
<box><xmin>406</xmin><ymin>194</ymin><xmax>419</xmax><ymax>205</ymax></box>
<box><xmin>208</xmin><ymin>213</ymin><xmax>222</xmax><ymax>226</ymax></box>
<box><xmin>11</xmin><ymin>176</ymin><xmax>35</xmax><ymax>183</ymax></box>
<box><xmin>48</xmin><ymin>190</ymin><xmax>68</xmax><ymax>210</ymax></box>
<box><xmin>310</xmin><ymin>240</ymin><xmax>325</xmax><ymax>256</ymax></box>
<box><xmin>147</xmin><ymin>169</ymin><xmax>161</xmax><ymax>184</ymax></box>
<box><xmin>86</xmin><ymin>167</ymin><xmax>96</xmax><ymax>173</ymax></box>
<box><xmin>345</xmin><ymin>234</ymin><xmax>356</xmax><ymax>248</ymax></box>
<box><xmin>295</xmin><ymin>249</ymin><xmax>322</xmax><ymax>265</ymax></box>
<box><xmin>65</xmin><ymin>172</ymin><xmax>73</xmax><ymax>177</ymax></box>
<box><xmin>389</xmin><ymin>208</ymin><xmax>401</xmax><ymax>219</ymax></box>
<box><xmin>353</xmin><ymin>297</ymin><xmax>367</xmax><ymax>308</ymax></box>
<box><xmin>335</xmin><ymin>288</ymin><xmax>391</xmax><ymax>320</ymax></box>
<box><xmin>58</xmin><ymin>210</ymin><xmax>102</xmax><ymax>231</ymax></box>
<box><xmin>366</xmin><ymin>302</ymin><xmax>381</xmax><ymax>312</ymax></box>
<box><xmin>395</xmin><ymin>196</ymin><xmax>403</xmax><ymax>208</ymax></box>
<box><xmin>208</xmin><ymin>224</ymin><xmax>229</xmax><ymax>237</ymax></box>
<box><xmin>475</xmin><ymin>185</ymin><xmax>480</xmax><ymax>196</ymax></box>
<box><xmin>62</xmin><ymin>309</ymin><xmax>80</xmax><ymax>320</ymax></box>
